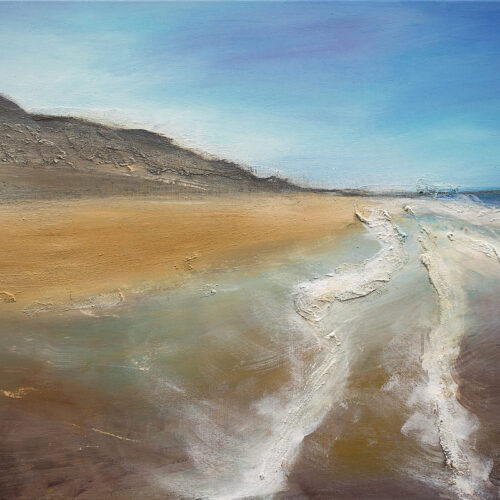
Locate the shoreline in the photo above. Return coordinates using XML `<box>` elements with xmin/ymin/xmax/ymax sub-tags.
<box><xmin>0</xmin><ymin>193</ymin><xmax>374</xmax><ymax>312</ymax></box>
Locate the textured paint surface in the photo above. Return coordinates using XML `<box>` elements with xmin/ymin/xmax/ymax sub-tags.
<box><xmin>0</xmin><ymin>2</ymin><xmax>499</xmax><ymax>499</ymax></box>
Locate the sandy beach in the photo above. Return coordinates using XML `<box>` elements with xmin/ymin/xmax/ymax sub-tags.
<box><xmin>0</xmin><ymin>193</ymin><xmax>367</xmax><ymax>310</ymax></box>
<box><xmin>0</xmin><ymin>93</ymin><xmax>497</xmax><ymax>499</ymax></box>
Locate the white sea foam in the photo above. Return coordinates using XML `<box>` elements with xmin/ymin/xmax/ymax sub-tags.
<box><xmin>214</xmin><ymin>208</ymin><xmax>409</xmax><ymax>498</ymax></box>
<box><xmin>255</xmin><ymin>200</ymin><xmax>497</xmax><ymax>499</ymax></box>
<box><xmin>294</xmin><ymin>208</ymin><xmax>407</xmax><ymax>324</ymax></box>
<box><xmin>156</xmin><ymin>208</ymin><xmax>410</xmax><ymax>499</ymax></box>
<box><xmin>410</xmin><ymin>195</ymin><xmax>500</xmax><ymax>228</ymax></box>
<box><xmin>158</xmin><ymin>198</ymin><xmax>497</xmax><ymax>499</ymax></box>
<box><xmin>404</xmin><ymin>200</ymin><xmax>498</xmax><ymax>499</ymax></box>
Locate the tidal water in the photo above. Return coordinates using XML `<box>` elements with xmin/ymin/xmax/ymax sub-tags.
<box><xmin>0</xmin><ymin>196</ymin><xmax>498</xmax><ymax>499</ymax></box>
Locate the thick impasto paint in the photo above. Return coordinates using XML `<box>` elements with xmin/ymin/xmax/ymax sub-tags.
<box><xmin>0</xmin><ymin>2</ymin><xmax>498</xmax><ymax>499</ymax></box>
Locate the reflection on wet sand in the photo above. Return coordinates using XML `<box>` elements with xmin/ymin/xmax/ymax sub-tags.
<box><xmin>455</xmin><ymin>291</ymin><xmax>500</xmax><ymax>490</ymax></box>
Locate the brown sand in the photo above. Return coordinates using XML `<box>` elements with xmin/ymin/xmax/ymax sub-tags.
<box><xmin>0</xmin><ymin>193</ymin><xmax>368</xmax><ymax>309</ymax></box>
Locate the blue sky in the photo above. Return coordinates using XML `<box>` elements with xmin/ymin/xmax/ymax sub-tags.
<box><xmin>0</xmin><ymin>2</ymin><xmax>499</xmax><ymax>189</ymax></box>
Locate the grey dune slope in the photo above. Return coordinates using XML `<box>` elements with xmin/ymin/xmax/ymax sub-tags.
<box><xmin>0</xmin><ymin>95</ymin><xmax>301</xmax><ymax>199</ymax></box>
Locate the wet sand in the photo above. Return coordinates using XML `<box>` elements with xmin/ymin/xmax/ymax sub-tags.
<box><xmin>455</xmin><ymin>290</ymin><xmax>500</xmax><ymax>489</ymax></box>
<box><xmin>0</xmin><ymin>194</ymin><xmax>498</xmax><ymax>499</ymax></box>
<box><xmin>0</xmin><ymin>193</ymin><xmax>366</xmax><ymax>310</ymax></box>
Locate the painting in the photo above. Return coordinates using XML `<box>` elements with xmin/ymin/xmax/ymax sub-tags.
<box><xmin>0</xmin><ymin>1</ymin><xmax>498</xmax><ymax>499</ymax></box>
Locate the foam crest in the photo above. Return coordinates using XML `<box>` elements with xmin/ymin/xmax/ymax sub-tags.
<box><xmin>412</xmin><ymin>211</ymin><xmax>497</xmax><ymax>498</ymax></box>
<box><xmin>294</xmin><ymin>208</ymin><xmax>407</xmax><ymax>323</ymax></box>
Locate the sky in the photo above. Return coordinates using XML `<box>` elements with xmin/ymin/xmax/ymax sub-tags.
<box><xmin>0</xmin><ymin>1</ymin><xmax>499</xmax><ymax>189</ymax></box>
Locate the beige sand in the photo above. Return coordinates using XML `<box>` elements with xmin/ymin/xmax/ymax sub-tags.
<box><xmin>0</xmin><ymin>193</ymin><xmax>369</xmax><ymax>309</ymax></box>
